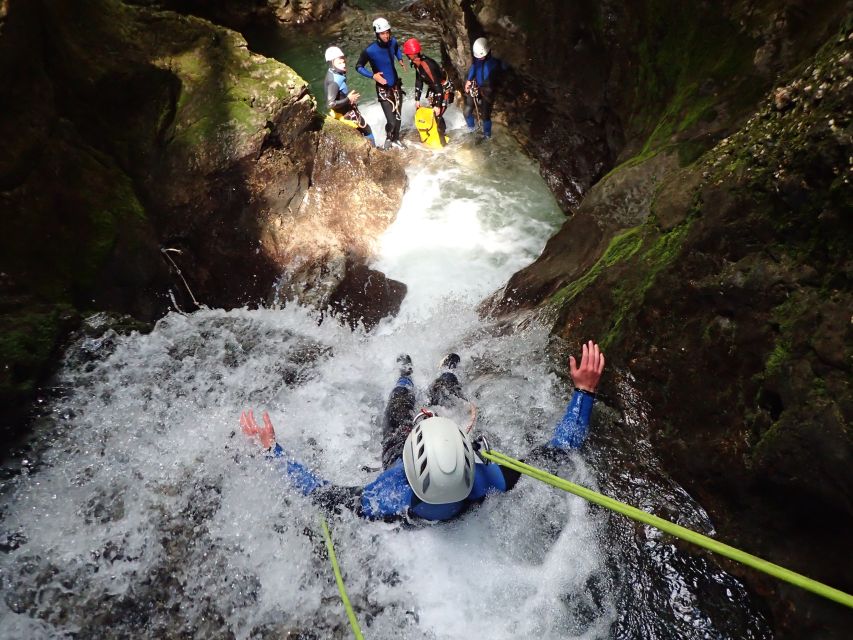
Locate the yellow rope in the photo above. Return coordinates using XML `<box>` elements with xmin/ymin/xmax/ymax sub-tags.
<box><xmin>320</xmin><ymin>517</ymin><xmax>366</xmax><ymax>639</ymax></box>
<box><xmin>481</xmin><ymin>449</ymin><xmax>853</xmax><ymax>609</ymax></box>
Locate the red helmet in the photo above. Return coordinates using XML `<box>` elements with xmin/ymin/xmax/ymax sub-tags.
<box><xmin>403</xmin><ymin>38</ymin><xmax>422</xmax><ymax>57</ymax></box>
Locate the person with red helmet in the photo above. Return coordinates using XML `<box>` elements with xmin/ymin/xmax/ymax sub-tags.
<box><xmin>403</xmin><ymin>37</ymin><xmax>454</xmax><ymax>147</ymax></box>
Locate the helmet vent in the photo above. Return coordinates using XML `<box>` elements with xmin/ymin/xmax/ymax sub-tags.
<box><xmin>422</xmin><ymin>474</ymin><xmax>430</xmax><ymax>494</ymax></box>
<box><xmin>420</xmin><ymin>459</ymin><xmax>428</xmax><ymax>474</ymax></box>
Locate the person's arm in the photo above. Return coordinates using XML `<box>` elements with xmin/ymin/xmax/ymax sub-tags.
<box><xmin>549</xmin><ymin>341</ymin><xmax>605</xmax><ymax>450</ymax></box>
<box><xmin>241</xmin><ymin>410</ymin><xmax>364</xmax><ymax>515</ymax></box>
<box><xmin>355</xmin><ymin>48</ymin><xmax>374</xmax><ymax>79</ymax></box>
<box><xmin>414</xmin><ymin>70</ymin><xmax>424</xmax><ymax>101</ymax></box>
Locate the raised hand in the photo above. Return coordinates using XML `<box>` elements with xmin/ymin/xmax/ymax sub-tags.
<box><xmin>240</xmin><ymin>409</ymin><xmax>277</xmax><ymax>449</ymax></box>
<box><xmin>348</xmin><ymin>90</ymin><xmax>361</xmax><ymax>104</ymax></box>
<box><xmin>569</xmin><ymin>340</ymin><xmax>605</xmax><ymax>393</ymax></box>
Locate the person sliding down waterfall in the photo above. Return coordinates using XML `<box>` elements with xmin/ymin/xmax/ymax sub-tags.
<box><xmin>464</xmin><ymin>37</ymin><xmax>506</xmax><ymax>139</ymax></box>
<box><xmin>403</xmin><ymin>38</ymin><xmax>453</xmax><ymax>148</ymax></box>
<box><xmin>241</xmin><ymin>341</ymin><xmax>606</xmax><ymax>522</ymax></box>
<box><xmin>356</xmin><ymin>17</ymin><xmax>407</xmax><ymax>150</ymax></box>
<box><xmin>323</xmin><ymin>46</ymin><xmax>375</xmax><ymax>146</ymax></box>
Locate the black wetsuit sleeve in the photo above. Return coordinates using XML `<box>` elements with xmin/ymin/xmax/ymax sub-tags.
<box><xmin>415</xmin><ymin>72</ymin><xmax>423</xmax><ymax>100</ymax></box>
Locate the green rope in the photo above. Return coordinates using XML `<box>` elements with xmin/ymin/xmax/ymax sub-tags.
<box><xmin>481</xmin><ymin>449</ymin><xmax>853</xmax><ymax>609</ymax></box>
<box><xmin>320</xmin><ymin>517</ymin><xmax>366</xmax><ymax>640</ymax></box>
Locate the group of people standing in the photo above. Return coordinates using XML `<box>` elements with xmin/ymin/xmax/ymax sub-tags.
<box><xmin>324</xmin><ymin>16</ymin><xmax>504</xmax><ymax>149</ymax></box>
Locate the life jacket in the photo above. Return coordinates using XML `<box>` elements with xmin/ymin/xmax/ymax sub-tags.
<box><xmin>414</xmin><ymin>106</ymin><xmax>448</xmax><ymax>148</ymax></box>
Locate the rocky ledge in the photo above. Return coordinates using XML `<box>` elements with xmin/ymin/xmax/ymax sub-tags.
<box><xmin>0</xmin><ymin>0</ymin><xmax>405</xmax><ymax>448</ymax></box>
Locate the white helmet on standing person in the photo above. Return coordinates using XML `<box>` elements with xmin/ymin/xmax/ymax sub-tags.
<box><xmin>373</xmin><ymin>17</ymin><xmax>391</xmax><ymax>34</ymax></box>
<box><xmin>472</xmin><ymin>37</ymin><xmax>490</xmax><ymax>59</ymax></box>
<box><xmin>402</xmin><ymin>416</ymin><xmax>476</xmax><ymax>504</ymax></box>
<box><xmin>324</xmin><ymin>46</ymin><xmax>344</xmax><ymax>62</ymax></box>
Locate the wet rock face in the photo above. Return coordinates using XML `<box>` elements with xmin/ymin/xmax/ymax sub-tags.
<box><xmin>490</xmin><ymin>13</ymin><xmax>851</xmax><ymax>638</ymax></box>
<box><xmin>0</xmin><ymin>0</ymin><xmax>404</xmax><ymax>440</ymax></box>
<box><xmin>274</xmin><ymin>121</ymin><xmax>408</xmax><ymax>329</ymax></box>
<box><xmin>125</xmin><ymin>0</ymin><xmax>343</xmax><ymax>29</ymax></box>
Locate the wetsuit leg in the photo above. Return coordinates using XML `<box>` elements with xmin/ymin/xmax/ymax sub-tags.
<box><xmin>381</xmin><ymin>377</ymin><xmax>416</xmax><ymax>468</ymax></box>
<box><xmin>463</xmin><ymin>95</ymin><xmax>476</xmax><ymax>130</ymax></box>
<box><xmin>435</xmin><ymin>103</ymin><xmax>447</xmax><ymax>145</ymax></box>
<box><xmin>390</xmin><ymin>83</ymin><xmax>403</xmax><ymax>141</ymax></box>
<box><xmin>377</xmin><ymin>83</ymin><xmax>403</xmax><ymax>142</ymax></box>
<box><xmin>427</xmin><ymin>372</ymin><xmax>465</xmax><ymax>407</ymax></box>
<box><xmin>479</xmin><ymin>87</ymin><xmax>494</xmax><ymax>138</ymax></box>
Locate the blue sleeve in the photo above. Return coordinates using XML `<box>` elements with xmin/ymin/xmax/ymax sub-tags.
<box><xmin>549</xmin><ymin>390</ymin><xmax>595</xmax><ymax>450</ymax></box>
<box><xmin>468</xmin><ymin>462</ymin><xmax>509</xmax><ymax>500</ymax></box>
<box><xmin>269</xmin><ymin>443</ymin><xmax>328</xmax><ymax>495</ymax></box>
<box><xmin>360</xmin><ymin>461</ymin><xmax>414</xmax><ymax>519</ymax></box>
<box><xmin>466</xmin><ymin>64</ymin><xmax>475</xmax><ymax>81</ymax></box>
<box><xmin>394</xmin><ymin>38</ymin><xmax>403</xmax><ymax>62</ymax></box>
<box><xmin>356</xmin><ymin>48</ymin><xmax>373</xmax><ymax>79</ymax></box>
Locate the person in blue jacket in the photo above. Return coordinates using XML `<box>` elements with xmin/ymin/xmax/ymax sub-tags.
<box><xmin>356</xmin><ymin>17</ymin><xmax>407</xmax><ymax>150</ymax></box>
<box><xmin>464</xmin><ymin>37</ymin><xmax>506</xmax><ymax>139</ymax></box>
<box><xmin>241</xmin><ymin>341</ymin><xmax>606</xmax><ymax>522</ymax></box>
<box><xmin>323</xmin><ymin>46</ymin><xmax>375</xmax><ymax>146</ymax></box>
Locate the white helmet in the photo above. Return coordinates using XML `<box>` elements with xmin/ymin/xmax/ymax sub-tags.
<box><xmin>403</xmin><ymin>416</ymin><xmax>475</xmax><ymax>504</ymax></box>
<box><xmin>373</xmin><ymin>17</ymin><xmax>391</xmax><ymax>34</ymax></box>
<box><xmin>472</xmin><ymin>37</ymin><xmax>490</xmax><ymax>59</ymax></box>
<box><xmin>324</xmin><ymin>46</ymin><xmax>344</xmax><ymax>62</ymax></box>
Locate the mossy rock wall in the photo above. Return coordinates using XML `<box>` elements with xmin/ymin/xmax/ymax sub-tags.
<box><xmin>490</xmin><ymin>12</ymin><xmax>851</xmax><ymax>638</ymax></box>
<box><xmin>0</xmin><ymin>0</ymin><xmax>404</xmax><ymax>451</ymax></box>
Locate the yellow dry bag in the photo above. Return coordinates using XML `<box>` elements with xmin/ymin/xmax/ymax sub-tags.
<box><xmin>414</xmin><ymin>106</ymin><xmax>449</xmax><ymax>149</ymax></box>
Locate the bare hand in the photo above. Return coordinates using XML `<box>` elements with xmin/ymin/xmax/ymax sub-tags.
<box><xmin>464</xmin><ymin>80</ymin><xmax>471</xmax><ymax>93</ymax></box>
<box><xmin>569</xmin><ymin>340</ymin><xmax>605</xmax><ymax>393</ymax></box>
<box><xmin>373</xmin><ymin>71</ymin><xmax>387</xmax><ymax>85</ymax></box>
<box><xmin>348</xmin><ymin>91</ymin><xmax>360</xmax><ymax>104</ymax></box>
<box><xmin>240</xmin><ymin>409</ymin><xmax>276</xmax><ymax>449</ymax></box>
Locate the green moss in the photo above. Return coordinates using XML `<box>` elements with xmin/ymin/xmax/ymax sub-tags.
<box><xmin>629</xmin><ymin>1</ymin><xmax>761</xmax><ymax>156</ymax></box>
<box><xmin>765</xmin><ymin>341</ymin><xmax>790</xmax><ymax>377</ymax></box>
<box><xmin>601</xmin><ymin>222</ymin><xmax>691</xmax><ymax>349</ymax></box>
<box><xmin>550</xmin><ymin>226</ymin><xmax>644</xmax><ymax>306</ymax></box>
<box><xmin>0</xmin><ymin>304</ymin><xmax>75</xmax><ymax>401</ymax></box>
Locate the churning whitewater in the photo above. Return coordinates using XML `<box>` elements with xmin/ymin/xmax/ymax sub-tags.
<box><xmin>0</xmin><ymin>128</ymin><xmax>771</xmax><ymax>639</ymax></box>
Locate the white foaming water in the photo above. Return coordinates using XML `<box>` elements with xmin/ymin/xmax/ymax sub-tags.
<box><xmin>0</xmin><ymin>136</ymin><xmax>620</xmax><ymax>639</ymax></box>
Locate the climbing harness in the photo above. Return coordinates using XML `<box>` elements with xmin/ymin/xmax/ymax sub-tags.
<box><xmin>378</xmin><ymin>83</ymin><xmax>404</xmax><ymax>118</ymax></box>
<box><xmin>412</xmin><ymin>407</ymin><xmax>435</xmax><ymax>427</ymax></box>
<box><xmin>320</xmin><ymin>517</ymin><xmax>365</xmax><ymax>639</ymax></box>
<box><xmin>469</xmin><ymin>81</ymin><xmax>482</xmax><ymax>129</ymax></box>
<box><xmin>479</xmin><ymin>449</ymin><xmax>853</xmax><ymax>609</ymax></box>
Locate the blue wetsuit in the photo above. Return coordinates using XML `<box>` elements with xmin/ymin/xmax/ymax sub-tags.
<box><xmin>464</xmin><ymin>55</ymin><xmax>505</xmax><ymax>138</ymax></box>
<box><xmin>324</xmin><ymin>67</ymin><xmax>374</xmax><ymax>144</ymax></box>
<box><xmin>356</xmin><ymin>38</ymin><xmax>405</xmax><ymax>143</ymax></box>
<box><xmin>269</xmin><ymin>386</ymin><xmax>596</xmax><ymax>522</ymax></box>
